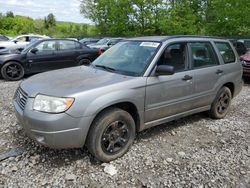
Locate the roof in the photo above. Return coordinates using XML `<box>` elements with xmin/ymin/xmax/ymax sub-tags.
<box><xmin>128</xmin><ymin>35</ymin><xmax>226</xmax><ymax>42</ymax></box>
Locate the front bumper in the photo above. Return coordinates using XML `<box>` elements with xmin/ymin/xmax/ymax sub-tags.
<box><xmin>243</xmin><ymin>67</ymin><xmax>250</xmax><ymax>76</ymax></box>
<box><xmin>13</xmin><ymin>98</ymin><xmax>94</xmax><ymax>149</ymax></box>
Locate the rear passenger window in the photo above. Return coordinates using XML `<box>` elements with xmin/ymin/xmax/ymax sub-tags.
<box><xmin>59</xmin><ymin>40</ymin><xmax>76</xmax><ymax>50</ymax></box>
<box><xmin>215</xmin><ymin>42</ymin><xmax>236</xmax><ymax>64</ymax></box>
<box><xmin>190</xmin><ymin>42</ymin><xmax>218</xmax><ymax>69</ymax></box>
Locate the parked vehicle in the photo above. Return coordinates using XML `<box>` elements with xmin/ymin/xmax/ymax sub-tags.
<box><xmin>230</xmin><ymin>40</ymin><xmax>247</xmax><ymax>56</ymax></box>
<box><xmin>238</xmin><ymin>39</ymin><xmax>250</xmax><ymax>51</ymax></box>
<box><xmin>0</xmin><ymin>34</ymin><xmax>9</xmax><ymax>41</ymax></box>
<box><xmin>13</xmin><ymin>36</ymin><xmax>243</xmax><ymax>162</ymax></box>
<box><xmin>0</xmin><ymin>39</ymin><xmax>99</xmax><ymax>81</ymax></box>
<box><xmin>79</xmin><ymin>37</ymin><xmax>102</xmax><ymax>45</ymax></box>
<box><xmin>0</xmin><ymin>34</ymin><xmax>49</xmax><ymax>52</ymax></box>
<box><xmin>87</xmin><ymin>37</ymin><xmax>124</xmax><ymax>52</ymax></box>
<box><xmin>240</xmin><ymin>51</ymin><xmax>250</xmax><ymax>77</ymax></box>
<box><xmin>66</xmin><ymin>38</ymin><xmax>78</xmax><ymax>41</ymax></box>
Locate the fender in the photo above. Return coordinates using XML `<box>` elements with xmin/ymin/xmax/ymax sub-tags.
<box><xmin>83</xmin><ymin>89</ymin><xmax>144</xmax><ymax>117</ymax></box>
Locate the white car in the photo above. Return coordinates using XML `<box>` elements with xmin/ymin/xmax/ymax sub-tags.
<box><xmin>0</xmin><ymin>34</ymin><xmax>49</xmax><ymax>52</ymax></box>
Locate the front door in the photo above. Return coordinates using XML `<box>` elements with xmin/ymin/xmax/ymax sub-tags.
<box><xmin>145</xmin><ymin>42</ymin><xmax>194</xmax><ymax>124</ymax></box>
<box><xmin>26</xmin><ymin>40</ymin><xmax>57</xmax><ymax>73</ymax></box>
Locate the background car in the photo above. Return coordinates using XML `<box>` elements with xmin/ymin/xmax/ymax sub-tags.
<box><xmin>230</xmin><ymin>40</ymin><xmax>247</xmax><ymax>56</ymax></box>
<box><xmin>238</xmin><ymin>39</ymin><xmax>250</xmax><ymax>52</ymax></box>
<box><xmin>79</xmin><ymin>37</ymin><xmax>102</xmax><ymax>45</ymax></box>
<box><xmin>0</xmin><ymin>34</ymin><xmax>49</xmax><ymax>52</ymax></box>
<box><xmin>240</xmin><ymin>51</ymin><xmax>250</xmax><ymax>77</ymax></box>
<box><xmin>0</xmin><ymin>34</ymin><xmax>9</xmax><ymax>41</ymax></box>
<box><xmin>0</xmin><ymin>39</ymin><xmax>100</xmax><ymax>81</ymax></box>
<box><xmin>87</xmin><ymin>37</ymin><xmax>124</xmax><ymax>52</ymax></box>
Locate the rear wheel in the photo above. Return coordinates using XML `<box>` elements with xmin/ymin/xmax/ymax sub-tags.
<box><xmin>78</xmin><ymin>59</ymin><xmax>91</xmax><ymax>66</ymax></box>
<box><xmin>209</xmin><ymin>87</ymin><xmax>232</xmax><ymax>119</ymax></box>
<box><xmin>86</xmin><ymin>108</ymin><xmax>136</xmax><ymax>162</ymax></box>
<box><xmin>1</xmin><ymin>62</ymin><xmax>24</xmax><ymax>81</ymax></box>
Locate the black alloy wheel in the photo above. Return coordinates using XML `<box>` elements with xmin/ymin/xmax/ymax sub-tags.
<box><xmin>1</xmin><ymin>62</ymin><xmax>24</xmax><ymax>81</ymax></box>
<box><xmin>86</xmin><ymin>108</ymin><xmax>136</xmax><ymax>162</ymax></box>
<box><xmin>209</xmin><ymin>87</ymin><xmax>232</xmax><ymax>119</ymax></box>
<box><xmin>101</xmin><ymin>120</ymin><xmax>130</xmax><ymax>154</ymax></box>
<box><xmin>78</xmin><ymin>59</ymin><xmax>91</xmax><ymax>65</ymax></box>
<box><xmin>216</xmin><ymin>92</ymin><xmax>230</xmax><ymax>115</ymax></box>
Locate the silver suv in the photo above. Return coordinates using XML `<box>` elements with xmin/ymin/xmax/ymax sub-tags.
<box><xmin>13</xmin><ymin>36</ymin><xmax>243</xmax><ymax>162</ymax></box>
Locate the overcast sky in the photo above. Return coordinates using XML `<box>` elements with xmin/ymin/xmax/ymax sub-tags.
<box><xmin>0</xmin><ymin>0</ymin><xmax>91</xmax><ymax>23</ymax></box>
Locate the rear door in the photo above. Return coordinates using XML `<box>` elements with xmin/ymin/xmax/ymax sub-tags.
<box><xmin>189</xmin><ymin>41</ymin><xmax>222</xmax><ymax>108</ymax></box>
<box><xmin>26</xmin><ymin>40</ymin><xmax>57</xmax><ymax>73</ymax></box>
<box><xmin>56</xmin><ymin>40</ymin><xmax>79</xmax><ymax>68</ymax></box>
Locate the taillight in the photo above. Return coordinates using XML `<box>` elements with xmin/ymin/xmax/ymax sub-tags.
<box><xmin>98</xmin><ymin>48</ymin><xmax>102</xmax><ymax>56</ymax></box>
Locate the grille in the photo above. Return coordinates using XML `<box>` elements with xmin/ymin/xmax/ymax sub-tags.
<box><xmin>245</xmin><ymin>61</ymin><xmax>250</xmax><ymax>67</ymax></box>
<box><xmin>15</xmin><ymin>87</ymin><xmax>28</xmax><ymax>110</ymax></box>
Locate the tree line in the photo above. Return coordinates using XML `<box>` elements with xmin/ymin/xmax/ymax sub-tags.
<box><xmin>0</xmin><ymin>11</ymin><xmax>97</xmax><ymax>38</ymax></box>
<box><xmin>80</xmin><ymin>0</ymin><xmax>250</xmax><ymax>37</ymax></box>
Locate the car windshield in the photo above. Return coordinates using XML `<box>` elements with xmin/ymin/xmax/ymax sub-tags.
<box><xmin>21</xmin><ymin>40</ymin><xmax>39</xmax><ymax>54</ymax></box>
<box><xmin>79</xmin><ymin>38</ymin><xmax>88</xmax><ymax>43</ymax></box>
<box><xmin>244</xmin><ymin>40</ymin><xmax>250</xmax><ymax>48</ymax></box>
<box><xmin>96</xmin><ymin>38</ymin><xmax>109</xmax><ymax>45</ymax></box>
<box><xmin>92</xmin><ymin>41</ymin><xmax>161</xmax><ymax>76</ymax></box>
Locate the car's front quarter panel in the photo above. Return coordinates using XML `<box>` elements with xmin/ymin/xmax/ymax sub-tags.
<box><xmin>66</xmin><ymin>77</ymin><xmax>147</xmax><ymax>127</ymax></box>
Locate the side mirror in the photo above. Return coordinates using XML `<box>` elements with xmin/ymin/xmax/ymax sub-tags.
<box><xmin>30</xmin><ymin>48</ymin><xmax>38</xmax><ymax>54</ymax></box>
<box><xmin>155</xmin><ymin>65</ymin><xmax>175</xmax><ymax>76</ymax></box>
<box><xmin>13</xmin><ymin>40</ymin><xmax>18</xmax><ymax>44</ymax></box>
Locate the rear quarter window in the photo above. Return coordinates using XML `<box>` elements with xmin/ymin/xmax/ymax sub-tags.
<box><xmin>215</xmin><ymin>42</ymin><xmax>236</xmax><ymax>64</ymax></box>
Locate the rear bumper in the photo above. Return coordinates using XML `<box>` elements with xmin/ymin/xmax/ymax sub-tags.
<box><xmin>13</xmin><ymin>98</ymin><xmax>94</xmax><ymax>149</ymax></box>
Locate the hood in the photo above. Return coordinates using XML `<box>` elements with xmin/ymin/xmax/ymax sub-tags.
<box><xmin>240</xmin><ymin>53</ymin><xmax>250</xmax><ymax>62</ymax></box>
<box><xmin>0</xmin><ymin>41</ymin><xmax>26</xmax><ymax>50</ymax></box>
<box><xmin>20</xmin><ymin>66</ymin><xmax>135</xmax><ymax>97</ymax></box>
<box><xmin>0</xmin><ymin>41</ymin><xmax>16</xmax><ymax>47</ymax></box>
<box><xmin>0</xmin><ymin>49</ymin><xmax>20</xmax><ymax>55</ymax></box>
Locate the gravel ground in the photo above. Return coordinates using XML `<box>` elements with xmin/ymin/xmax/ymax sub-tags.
<box><xmin>0</xmin><ymin>78</ymin><xmax>250</xmax><ymax>188</ymax></box>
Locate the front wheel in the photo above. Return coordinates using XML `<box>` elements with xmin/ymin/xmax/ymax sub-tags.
<box><xmin>86</xmin><ymin>108</ymin><xmax>136</xmax><ymax>162</ymax></box>
<box><xmin>209</xmin><ymin>87</ymin><xmax>232</xmax><ymax>119</ymax></box>
<box><xmin>1</xmin><ymin>62</ymin><xmax>25</xmax><ymax>81</ymax></box>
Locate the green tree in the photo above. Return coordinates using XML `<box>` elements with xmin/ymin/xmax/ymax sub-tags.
<box><xmin>205</xmin><ymin>0</ymin><xmax>250</xmax><ymax>36</ymax></box>
<box><xmin>6</xmin><ymin>11</ymin><xmax>14</xmax><ymax>18</ymax></box>
<box><xmin>44</xmin><ymin>13</ymin><xmax>56</xmax><ymax>29</ymax></box>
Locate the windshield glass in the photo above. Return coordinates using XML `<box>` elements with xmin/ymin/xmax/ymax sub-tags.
<box><xmin>21</xmin><ymin>40</ymin><xmax>39</xmax><ymax>54</ymax></box>
<box><xmin>244</xmin><ymin>40</ymin><xmax>250</xmax><ymax>48</ymax></box>
<box><xmin>92</xmin><ymin>41</ymin><xmax>160</xmax><ymax>76</ymax></box>
<box><xmin>96</xmin><ymin>38</ymin><xmax>109</xmax><ymax>45</ymax></box>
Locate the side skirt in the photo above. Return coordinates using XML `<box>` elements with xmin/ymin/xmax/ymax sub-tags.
<box><xmin>142</xmin><ymin>105</ymin><xmax>211</xmax><ymax>130</ymax></box>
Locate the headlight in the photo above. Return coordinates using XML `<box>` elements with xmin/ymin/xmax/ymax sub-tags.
<box><xmin>241</xmin><ymin>60</ymin><xmax>247</xmax><ymax>66</ymax></box>
<box><xmin>33</xmin><ymin>94</ymin><xmax>74</xmax><ymax>113</ymax></box>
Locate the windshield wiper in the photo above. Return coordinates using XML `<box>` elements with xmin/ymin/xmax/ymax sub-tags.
<box><xmin>94</xmin><ymin>65</ymin><xmax>117</xmax><ymax>72</ymax></box>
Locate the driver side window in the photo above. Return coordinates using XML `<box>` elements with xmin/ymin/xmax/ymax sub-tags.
<box><xmin>157</xmin><ymin>43</ymin><xmax>188</xmax><ymax>72</ymax></box>
<box><xmin>35</xmin><ymin>41</ymin><xmax>56</xmax><ymax>53</ymax></box>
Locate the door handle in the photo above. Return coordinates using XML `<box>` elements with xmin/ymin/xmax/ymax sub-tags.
<box><xmin>216</xmin><ymin>69</ymin><xmax>223</xmax><ymax>74</ymax></box>
<box><xmin>182</xmin><ymin>75</ymin><xmax>193</xmax><ymax>81</ymax></box>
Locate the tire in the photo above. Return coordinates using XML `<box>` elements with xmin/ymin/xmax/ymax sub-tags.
<box><xmin>86</xmin><ymin>108</ymin><xmax>136</xmax><ymax>162</ymax></box>
<box><xmin>78</xmin><ymin>59</ymin><xmax>91</xmax><ymax>66</ymax></box>
<box><xmin>1</xmin><ymin>62</ymin><xmax>24</xmax><ymax>81</ymax></box>
<box><xmin>209</xmin><ymin>87</ymin><xmax>232</xmax><ymax>119</ymax></box>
